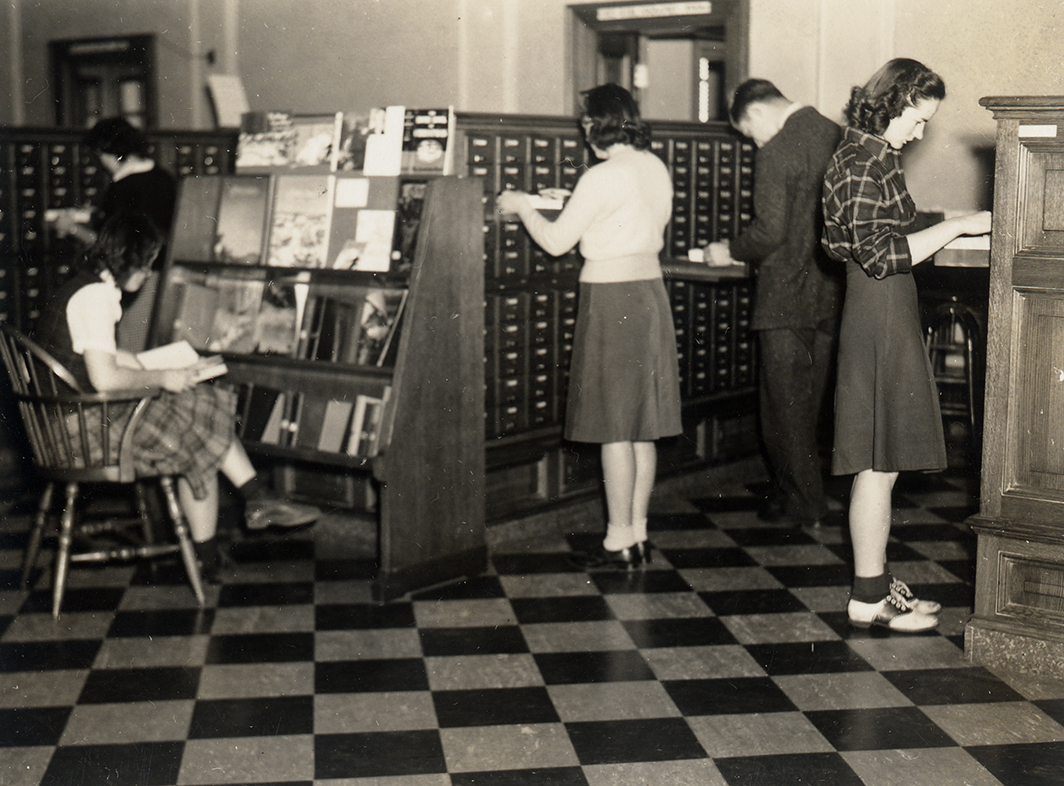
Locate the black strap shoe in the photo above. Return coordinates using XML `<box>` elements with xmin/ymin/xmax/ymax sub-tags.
<box><xmin>570</xmin><ymin>545</ymin><xmax>641</xmax><ymax>570</ymax></box>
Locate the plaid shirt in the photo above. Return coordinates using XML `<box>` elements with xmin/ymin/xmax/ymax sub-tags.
<box><xmin>822</xmin><ymin>127</ymin><xmax>916</xmax><ymax>279</ymax></box>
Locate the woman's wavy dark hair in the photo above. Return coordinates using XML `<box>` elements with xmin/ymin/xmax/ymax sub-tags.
<box><xmin>82</xmin><ymin>211</ymin><xmax>162</xmax><ymax>287</ymax></box>
<box><xmin>580</xmin><ymin>83</ymin><xmax>652</xmax><ymax>151</ymax></box>
<box><xmin>82</xmin><ymin>116</ymin><xmax>152</xmax><ymax>159</ymax></box>
<box><xmin>845</xmin><ymin>58</ymin><xmax>945</xmax><ymax>135</ymax></box>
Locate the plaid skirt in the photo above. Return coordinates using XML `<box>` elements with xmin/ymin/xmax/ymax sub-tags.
<box><xmin>64</xmin><ymin>384</ymin><xmax>236</xmax><ymax>500</ymax></box>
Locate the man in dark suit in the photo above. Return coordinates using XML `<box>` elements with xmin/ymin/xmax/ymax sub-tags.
<box><xmin>707</xmin><ymin>79</ymin><xmax>843</xmax><ymax>527</ymax></box>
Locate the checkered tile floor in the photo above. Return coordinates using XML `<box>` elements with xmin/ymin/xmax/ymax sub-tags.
<box><xmin>2</xmin><ymin>463</ymin><xmax>1064</xmax><ymax>786</ymax></box>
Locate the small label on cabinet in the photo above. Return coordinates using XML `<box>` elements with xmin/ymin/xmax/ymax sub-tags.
<box><xmin>1019</xmin><ymin>124</ymin><xmax>1058</xmax><ymax>138</ymax></box>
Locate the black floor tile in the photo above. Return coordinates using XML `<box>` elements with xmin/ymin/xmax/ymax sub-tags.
<box><xmin>566</xmin><ymin>717</ymin><xmax>706</xmax><ymax>764</ymax></box>
<box><xmin>1035</xmin><ymin>698</ymin><xmax>1064</xmax><ymax>726</ymax></box>
<box><xmin>205</xmin><ymin>632</ymin><xmax>314</xmax><ymax>664</ymax></box>
<box><xmin>450</xmin><ymin>767</ymin><xmax>590</xmax><ymax>786</ymax></box>
<box><xmin>0</xmin><ymin>568</ymin><xmax>24</xmax><ymax>592</ymax></box>
<box><xmin>715</xmin><ymin>752</ymin><xmax>865</xmax><ymax>786</ymax></box>
<box><xmin>966</xmin><ymin>741</ymin><xmax>1064</xmax><ymax>786</ymax></box>
<box><xmin>722</xmin><ymin>527</ymin><xmax>819</xmax><ymax>547</ymax></box>
<box><xmin>0</xmin><ymin>639</ymin><xmax>101</xmax><ymax>670</ymax></box>
<box><xmin>108</xmin><ymin>608</ymin><xmax>214</xmax><ymax>638</ymax></box>
<box><xmin>315</xmin><ymin>658</ymin><xmax>430</xmax><ymax>693</ymax></box>
<box><xmin>622</xmin><ymin>616</ymin><xmax>737</xmax><ymax>648</ymax></box>
<box><xmin>41</xmin><ymin>741</ymin><xmax>185</xmax><ymax>786</ymax></box>
<box><xmin>805</xmin><ymin>706</ymin><xmax>958</xmax><ymax>750</ymax></box>
<box><xmin>491</xmin><ymin>552</ymin><xmax>584</xmax><ymax>575</ymax></box>
<box><xmin>510</xmin><ymin>595</ymin><xmax>615</xmax><ymax>624</ymax></box>
<box><xmin>691</xmin><ymin>495</ymin><xmax>760</xmax><ymax>514</ymax></box>
<box><xmin>230</xmin><ymin>537</ymin><xmax>315</xmax><ymax>563</ymax></box>
<box><xmin>648</xmin><ymin>511</ymin><xmax>714</xmax><ymax>530</ymax></box>
<box><xmin>534</xmin><ymin>650</ymin><xmax>656</xmax><ymax>685</ymax></box>
<box><xmin>664</xmin><ymin>676</ymin><xmax>799</xmax><ymax>716</ymax></box>
<box><xmin>315</xmin><ymin>730</ymin><xmax>447</xmax><ymax>779</ymax></box>
<box><xmin>78</xmin><ymin>666</ymin><xmax>200</xmax><ymax>704</ymax></box>
<box><xmin>433</xmin><ymin>686</ymin><xmax>560</xmax><ymax>727</ymax></box>
<box><xmin>188</xmin><ymin>696</ymin><xmax>314</xmax><ymax>738</ymax></box>
<box><xmin>745</xmin><ymin>641</ymin><xmax>876</xmax><ymax>676</ymax></box>
<box><xmin>315</xmin><ymin>601</ymin><xmax>416</xmax><ymax>630</ymax></box>
<box><xmin>939</xmin><ymin>558</ymin><xmax>976</xmax><ymax>582</ymax></box>
<box><xmin>21</xmin><ymin>586</ymin><xmax>126</xmax><ymax>614</ymax></box>
<box><xmin>419</xmin><ymin>625</ymin><xmax>529</xmax><ymax>656</ymax></box>
<box><xmin>765</xmin><ymin>563</ymin><xmax>853</xmax><ymax>588</ymax></box>
<box><xmin>881</xmin><ymin>667</ymin><xmax>1027</xmax><ymax>705</ymax></box>
<box><xmin>0</xmin><ymin>706</ymin><xmax>71</xmax><ymax>745</ymax></box>
<box><xmin>658</xmin><ymin>546</ymin><xmax>758</xmax><ymax>569</ymax></box>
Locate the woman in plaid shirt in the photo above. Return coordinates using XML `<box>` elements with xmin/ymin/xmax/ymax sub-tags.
<box><xmin>822</xmin><ymin>59</ymin><xmax>991</xmax><ymax>632</ymax></box>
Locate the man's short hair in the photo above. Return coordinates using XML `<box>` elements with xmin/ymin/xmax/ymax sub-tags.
<box><xmin>729</xmin><ymin>79</ymin><xmax>786</xmax><ymax>125</ymax></box>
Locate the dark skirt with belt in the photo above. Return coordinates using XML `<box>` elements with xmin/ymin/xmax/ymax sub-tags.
<box><xmin>565</xmin><ymin>279</ymin><xmax>683</xmax><ymax>444</ymax></box>
<box><xmin>832</xmin><ymin>264</ymin><xmax>946</xmax><ymax>475</ymax></box>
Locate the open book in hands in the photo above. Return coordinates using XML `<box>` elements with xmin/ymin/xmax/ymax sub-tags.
<box><xmin>136</xmin><ymin>340</ymin><xmax>228</xmax><ymax>383</ymax></box>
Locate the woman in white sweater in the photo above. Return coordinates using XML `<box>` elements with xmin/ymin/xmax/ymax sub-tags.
<box><xmin>497</xmin><ymin>84</ymin><xmax>681</xmax><ymax>569</ymax></box>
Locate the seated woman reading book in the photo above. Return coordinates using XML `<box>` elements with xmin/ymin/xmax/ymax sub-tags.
<box><xmin>31</xmin><ymin>210</ymin><xmax>319</xmax><ymax>580</ymax></box>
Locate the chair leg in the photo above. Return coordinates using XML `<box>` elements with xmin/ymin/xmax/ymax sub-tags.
<box><xmin>134</xmin><ymin>481</ymin><xmax>157</xmax><ymax>547</ymax></box>
<box><xmin>158</xmin><ymin>476</ymin><xmax>206</xmax><ymax>606</ymax></box>
<box><xmin>21</xmin><ymin>481</ymin><xmax>54</xmax><ymax>589</ymax></box>
<box><xmin>52</xmin><ymin>481</ymin><xmax>79</xmax><ymax>620</ymax></box>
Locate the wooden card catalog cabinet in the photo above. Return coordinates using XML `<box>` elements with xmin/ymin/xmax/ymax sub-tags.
<box><xmin>968</xmin><ymin>96</ymin><xmax>1064</xmax><ymax>675</ymax></box>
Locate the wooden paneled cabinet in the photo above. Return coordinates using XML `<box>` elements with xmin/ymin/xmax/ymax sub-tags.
<box><xmin>967</xmin><ymin>96</ymin><xmax>1064</xmax><ymax>675</ymax></box>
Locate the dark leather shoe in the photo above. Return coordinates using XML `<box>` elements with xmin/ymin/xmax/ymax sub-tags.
<box><xmin>757</xmin><ymin>497</ymin><xmax>785</xmax><ymax>523</ymax></box>
<box><xmin>570</xmin><ymin>545</ymin><xmax>641</xmax><ymax>570</ymax></box>
<box><xmin>633</xmin><ymin>540</ymin><xmax>652</xmax><ymax>565</ymax></box>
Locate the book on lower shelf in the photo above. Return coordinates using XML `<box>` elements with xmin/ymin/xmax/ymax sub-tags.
<box><xmin>204</xmin><ymin>275</ymin><xmax>266</xmax><ymax>353</ymax></box>
<box><xmin>236</xmin><ymin>385</ymin><xmax>283</xmax><ymax>442</ymax></box>
<box><xmin>294</xmin><ymin>285</ymin><xmax>408</xmax><ymax>366</ymax></box>
<box><xmin>253</xmin><ymin>279</ymin><xmax>303</xmax><ymax>356</ymax></box>
<box><xmin>242</xmin><ymin>385</ymin><xmax>383</xmax><ymax>458</ymax></box>
<box><xmin>345</xmin><ymin>390</ymin><xmax>389</xmax><ymax>458</ymax></box>
<box><xmin>317</xmin><ymin>399</ymin><xmax>355</xmax><ymax>453</ymax></box>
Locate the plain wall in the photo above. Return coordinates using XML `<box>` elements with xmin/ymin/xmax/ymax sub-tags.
<box><xmin>0</xmin><ymin>0</ymin><xmax>572</xmax><ymax>128</ymax></box>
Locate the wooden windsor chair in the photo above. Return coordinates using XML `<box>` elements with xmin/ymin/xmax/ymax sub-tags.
<box><xmin>0</xmin><ymin>323</ymin><xmax>205</xmax><ymax>618</ymax></box>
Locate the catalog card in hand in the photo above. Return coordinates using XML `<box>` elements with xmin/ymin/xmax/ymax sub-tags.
<box><xmin>137</xmin><ymin>340</ymin><xmax>228</xmax><ymax>383</ymax></box>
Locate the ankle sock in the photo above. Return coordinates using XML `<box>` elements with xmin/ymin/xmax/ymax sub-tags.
<box><xmin>237</xmin><ymin>474</ymin><xmax>270</xmax><ymax>503</ymax></box>
<box><xmin>852</xmin><ymin>573</ymin><xmax>891</xmax><ymax>604</ymax></box>
<box><xmin>193</xmin><ymin>537</ymin><xmax>219</xmax><ymax>577</ymax></box>
<box><xmin>632</xmin><ymin>517</ymin><xmax>648</xmax><ymax>544</ymax></box>
<box><xmin>602</xmin><ymin>523</ymin><xmax>636</xmax><ymax>551</ymax></box>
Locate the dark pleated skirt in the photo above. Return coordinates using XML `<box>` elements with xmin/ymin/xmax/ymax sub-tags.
<box><xmin>832</xmin><ymin>265</ymin><xmax>946</xmax><ymax>475</ymax></box>
<box><xmin>565</xmin><ymin>279</ymin><xmax>682</xmax><ymax>443</ymax></box>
